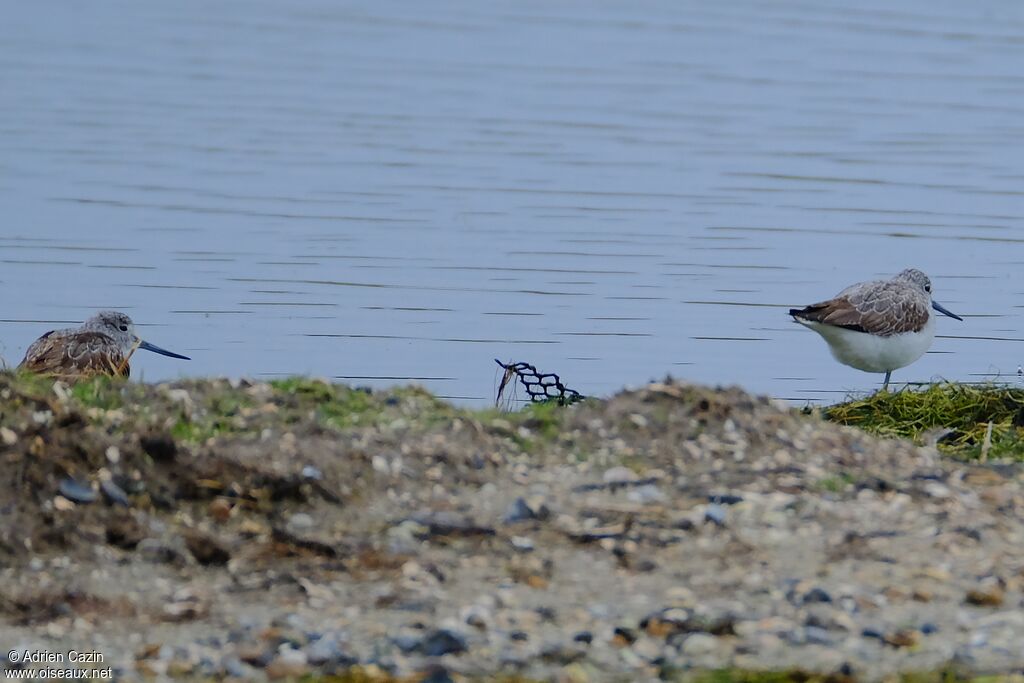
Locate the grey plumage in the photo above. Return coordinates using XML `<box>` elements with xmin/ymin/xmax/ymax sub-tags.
<box><xmin>789</xmin><ymin>268</ymin><xmax>933</xmax><ymax>337</ymax></box>
<box><xmin>19</xmin><ymin>311</ymin><xmax>189</xmax><ymax>378</ymax></box>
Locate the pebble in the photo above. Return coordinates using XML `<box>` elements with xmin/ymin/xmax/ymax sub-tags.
<box><xmin>704</xmin><ymin>504</ymin><xmax>727</xmax><ymax>526</ymax></box>
<box><xmin>386</xmin><ymin>520</ymin><xmax>427</xmax><ymax>554</ymax></box>
<box><xmin>265</xmin><ymin>646</ymin><xmax>309</xmax><ymax>679</ymax></box>
<box><xmin>276</xmin><ymin>644</ymin><xmax>307</xmax><ymax>666</ymax></box>
<box><xmin>221</xmin><ymin>656</ymin><xmax>257</xmax><ymax>679</ymax></box>
<box><xmin>100</xmin><ymin>479</ymin><xmax>130</xmax><ymax>506</ymax></box>
<box><xmin>965</xmin><ymin>582</ymin><xmax>1004</xmax><ymax>607</ymax></box>
<box><xmin>707</xmin><ymin>493</ymin><xmax>744</xmax><ymax>505</ymax></box>
<box><xmin>418</xmin><ymin>629</ymin><xmax>468</xmax><ymax>657</ymax></box>
<box><xmin>630</xmin><ymin>636</ymin><xmax>663</xmax><ymax>661</ymax></box>
<box><xmin>392</xmin><ymin>634</ymin><xmax>421</xmax><ymax>654</ymax></box>
<box><xmin>627</xmin><ymin>484</ymin><xmax>666</xmax><ymax>505</ymax></box>
<box><xmin>883</xmin><ymin>629</ymin><xmax>920</xmax><ymax>648</ymax></box>
<box><xmin>301</xmin><ymin>465</ymin><xmax>323</xmax><ymax>480</ymax></box>
<box><xmin>287</xmin><ymin>513</ymin><xmax>315</xmax><ymax>531</ymax></box>
<box><xmin>1</xmin><ymin>426</ymin><xmax>17</xmax><ymax>445</ymax></box>
<box><xmin>58</xmin><ymin>478</ymin><xmax>97</xmax><ymax>504</ymax></box>
<box><xmin>603</xmin><ymin>466</ymin><xmax>638</xmax><ymax>484</ymax></box>
<box><xmin>305</xmin><ymin>631</ymin><xmax>352</xmax><ymax>666</ymax></box>
<box><xmin>503</xmin><ymin>496</ymin><xmax>551</xmax><ymax>524</ymax></box>
<box><xmin>612</xmin><ymin>627</ymin><xmax>637</xmax><ymax>646</ymax></box>
<box><xmin>462</xmin><ymin>605</ymin><xmax>491</xmax><ymax>630</ymax></box>
<box><xmin>801</xmin><ymin>587</ymin><xmax>833</xmax><ymax>604</ymax></box>
<box><xmin>680</xmin><ymin>632</ymin><xmax>718</xmax><ymax>656</ymax></box>
<box><xmin>511</xmin><ymin>536</ymin><xmax>535</xmax><ymax>552</ymax></box>
<box><xmin>803</xmin><ymin>626</ymin><xmax>835</xmax><ymax>646</ymax></box>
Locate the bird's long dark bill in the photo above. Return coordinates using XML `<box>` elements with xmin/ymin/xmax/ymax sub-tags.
<box><xmin>139</xmin><ymin>340</ymin><xmax>191</xmax><ymax>360</ymax></box>
<box><xmin>932</xmin><ymin>300</ymin><xmax>963</xmax><ymax>321</ymax></box>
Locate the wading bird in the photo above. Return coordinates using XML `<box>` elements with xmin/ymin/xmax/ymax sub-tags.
<box><xmin>789</xmin><ymin>268</ymin><xmax>962</xmax><ymax>391</ymax></box>
<box><xmin>19</xmin><ymin>311</ymin><xmax>190</xmax><ymax>378</ymax></box>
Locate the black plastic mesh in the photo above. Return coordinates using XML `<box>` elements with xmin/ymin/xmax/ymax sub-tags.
<box><xmin>495</xmin><ymin>358</ymin><xmax>585</xmax><ymax>407</ymax></box>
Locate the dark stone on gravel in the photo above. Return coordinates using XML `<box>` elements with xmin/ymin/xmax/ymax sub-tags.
<box><xmin>801</xmin><ymin>587</ymin><xmax>833</xmax><ymax>604</ymax></box>
<box><xmin>104</xmin><ymin>514</ymin><xmax>145</xmax><ymax>549</ymax></box>
<box><xmin>708</xmin><ymin>493</ymin><xmax>744</xmax><ymax>505</ymax></box>
<box><xmin>856</xmin><ymin>476</ymin><xmax>893</xmax><ymax>492</ymax></box>
<box><xmin>271</xmin><ymin>526</ymin><xmax>339</xmax><ymax>558</ymax></box>
<box><xmin>573</xmin><ymin>631</ymin><xmax>593</xmax><ymax>644</ymax></box>
<box><xmin>239</xmin><ymin>646</ymin><xmax>275</xmax><ymax>668</ymax></box>
<box><xmin>634</xmin><ymin>558</ymin><xmax>658</xmax><ymax>572</ymax></box>
<box><xmin>183</xmin><ymin>530</ymin><xmax>231</xmax><ymax>566</ymax></box>
<box><xmin>417</xmin><ymin>629</ymin><xmax>468</xmax><ymax>656</ymax></box>
<box><xmin>883</xmin><ymin>629</ymin><xmax>921</xmax><ymax>648</ymax></box>
<box><xmin>613</xmin><ymin>626</ymin><xmax>637</xmax><ymax>645</ymax></box>
<box><xmin>58</xmin><ymin>478</ymin><xmax>96</xmax><ymax>504</ymax></box>
<box><xmin>412</xmin><ymin>511</ymin><xmax>496</xmax><ymax>537</ymax></box>
<box><xmin>647</xmin><ymin>607</ymin><xmax>737</xmax><ymax>641</ymax></box>
<box><xmin>573</xmin><ymin>476</ymin><xmax>660</xmax><ymax>493</ymax></box>
<box><xmin>503</xmin><ymin>496</ymin><xmax>551</xmax><ymax>524</ymax></box>
<box><xmin>140</xmin><ymin>433</ymin><xmax>178</xmax><ymax>462</ymax></box>
<box><xmin>535</xmin><ymin>606</ymin><xmax>557</xmax><ymax>622</ymax></box>
<box><xmin>540</xmin><ymin>642</ymin><xmax>586</xmax><ymax>664</ymax></box>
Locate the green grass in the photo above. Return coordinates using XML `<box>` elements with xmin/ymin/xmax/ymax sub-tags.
<box><xmin>69</xmin><ymin>375</ymin><xmax>126</xmax><ymax>410</ymax></box>
<box><xmin>518</xmin><ymin>400</ymin><xmax>566</xmax><ymax>440</ymax></box>
<box><xmin>825</xmin><ymin>383</ymin><xmax>1024</xmax><ymax>460</ymax></box>
<box><xmin>815</xmin><ymin>472</ymin><xmax>855</xmax><ymax>493</ymax></box>
<box><xmin>269</xmin><ymin>376</ymin><xmax>337</xmax><ymax>402</ymax></box>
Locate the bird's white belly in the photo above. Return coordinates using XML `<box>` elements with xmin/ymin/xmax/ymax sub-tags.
<box><xmin>801</xmin><ymin>317</ymin><xmax>935</xmax><ymax>373</ymax></box>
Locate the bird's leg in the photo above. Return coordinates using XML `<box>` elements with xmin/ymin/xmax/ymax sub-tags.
<box><xmin>881</xmin><ymin>370</ymin><xmax>892</xmax><ymax>392</ymax></box>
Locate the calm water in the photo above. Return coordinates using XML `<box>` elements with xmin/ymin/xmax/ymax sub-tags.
<box><xmin>2</xmin><ymin>0</ymin><xmax>1022</xmax><ymax>404</ymax></box>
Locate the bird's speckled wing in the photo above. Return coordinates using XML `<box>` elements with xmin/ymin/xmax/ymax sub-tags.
<box><xmin>19</xmin><ymin>331</ymin><xmax>129</xmax><ymax>377</ymax></box>
<box><xmin>790</xmin><ymin>279</ymin><xmax>929</xmax><ymax>337</ymax></box>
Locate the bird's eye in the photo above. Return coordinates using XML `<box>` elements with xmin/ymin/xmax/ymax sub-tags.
<box><xmin>924</xmin><ymin>284</ymin><xmax>931</xmax><ymax>293</ymax></box>
<box><xmin>119</xmin><ymin>325</ymin><xmax>129</xmax><ymax>332</ymax></box>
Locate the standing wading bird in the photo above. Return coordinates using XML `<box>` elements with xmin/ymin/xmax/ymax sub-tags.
<box><xmin>19</xmin><ymin>311</ymin><xmax>190</xmax><ymax>378</ymax></box>
<box><xmin>789</xmin><ymin>268</ymin><xmax>962</xmax><ymax>391</ymax></box>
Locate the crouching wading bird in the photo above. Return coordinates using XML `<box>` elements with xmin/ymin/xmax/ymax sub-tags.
<box><xmin>19</xmin><ymin>310</ymin><xmax>190</xmax><ymax>378</ymax></box>
<box><xmin>789</xmin><ymin>268</ymin><xmax>962</xmax><ymax>391</ymax></box>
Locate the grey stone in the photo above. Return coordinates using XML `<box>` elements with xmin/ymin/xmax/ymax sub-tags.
<box><xmin>59</xmin><ymin>478</ymin><xmax>96</xmax><ymax>504</ymax></box>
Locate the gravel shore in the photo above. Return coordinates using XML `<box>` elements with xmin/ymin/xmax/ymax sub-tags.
<box><xmin>1</xmin><ymin>375</ymin><xmax>1023</xmax><ymax>681</ymax></box>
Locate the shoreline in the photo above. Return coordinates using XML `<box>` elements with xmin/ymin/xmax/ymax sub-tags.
<box><xmin>1</xmin><ymin>373</ymin><xmax>1023</xmax><ymax>681</ymax></box>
